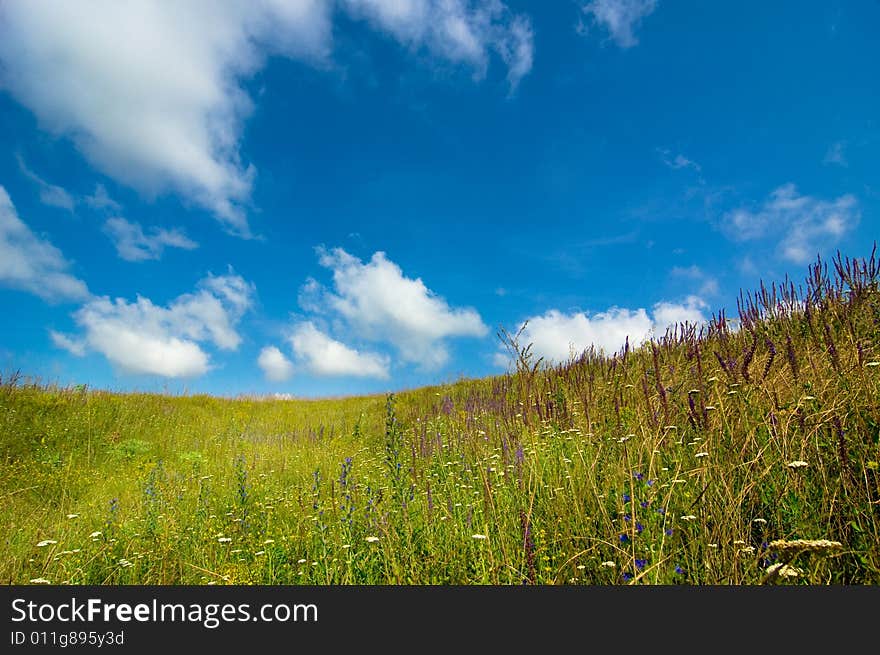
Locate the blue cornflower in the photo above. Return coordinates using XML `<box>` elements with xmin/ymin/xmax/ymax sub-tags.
<box><xmin>623</xmin><ymin>514</ymin><xmax>632</xmax><ymax>522</ymax></box>
<box><xmin>636</xmin><ymin>522</ymin><xmax>644</xmax><ymax>535</ymax></box>
<box><xmin>656</xmin><ymin>507</ymin><xmax>666</xmax><ymax>515</ymax></box>
<box><xmin>623</xmin><ymin>493</ymin><xmax>631</xmax><ymax>503</ymax></box>
<box><xmin>622</xmin><ymin>572</ymin><xmax>633</xmax><ymax>582</ymax></box>
<box><xmin>633</xmin><ymin>472</ymin><xmax>644</xmax><ymax>481</ymax></box>
<box><xmin>635</xmin><ymin>559</ymin><xmax>648</xmax><ymax>570</ymax></box>
<box><xmin>619</xmin><ymin>533</ymin><xmax>629</xmax><ymax>543</ymax></box>
<box><xmin>640</xmin><ymin>500</ymin><xmax>649</xmax><ymax>509</ymax></box>
<box><xmin>646</xmin><ymin>479</ymin><xmax>655</xmax><ymax>487</ymax></box>
<box><xmin>665</xmin><ymin>528</ymin><xmax>674</xmax><ymax>536</ymax></box>
<box><xmin>674</xmin><ymin>565</ymin><xmax>685</xmax><ymax>575</ymax></box>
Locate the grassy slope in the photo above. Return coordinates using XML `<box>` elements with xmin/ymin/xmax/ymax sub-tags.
<box><xmin>1</xmin><ymin>252</ymin><xmax>879</xmax><ymax>584</ymax></box>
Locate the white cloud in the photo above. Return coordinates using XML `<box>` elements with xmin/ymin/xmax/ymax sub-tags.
<box><xmin>0</xmin><ymin>1</ymin><xmax>331</xmax><ymax>236</ymax></box>
<box><xmin>652</xmin><ymin>295</ymin><xmax>707</xmax><ymax>329</ymax></box>
<box><xmin>104</xmin><ymin>217</ymin><xmax>198</xmax><ymax>262</ymax></box>
<box><xmin>16</xmin><ymin>154</ymin><xmax>76</xmax><ymax>211</ymax></box>
<box><xmin>0</xmin><ymin>1</ymin><xmax>533</xmax><ymax>234</ymax></box>
<box><xmin>497</xmin><ymin>296</ymin><xmax>708</xmax><ymax>367</ymax></box>
<box><xmin>823</xmin><ymin>141</ymin><xmax>847</xmax><ymax>167</ymax></box>
<box><xmin>85</xmin><ymin>183</ymin><xmax>122</xmax><ymax>211</ymax></box>
<box><xmin>670</xmin><ymin>265</ymin><xmax>719</xmax><ymax>296</ymax></box>
<box><xmin>722</xmin><ymin>184</ymin><xmax>859</xmax><ymax>263</ymax></box>
<box><xmin>49</xmin><ymin>330</ymin><xmax>86</xmax><ymax>357</ymax></box>
<box><xmin>60</xmin><ymin>271</ymin><xmax>254</xmax><ymax>377</ymax></box>
<box><xmin>0</xmin><ymin>185</ymin><xmax>89</xmax><ymax>302</ymax></box>
<box><xmin>309</xmin><ymin>247</ymin><xmax>488</xmax><ymax>368</ymax></box>
<box><xmin>658</xmin><ymin>148</ymin><xmax>701</xmax><ymax>172</ymax></box>
<box><xmin>288</xmin><ymin>321</ymin><xmax>390</xmax><ymax>379</ymax></box>
<box><xmin>344</xmin><ymin>0</ymin><xmax>534</xmax><ymax>89</ymax></box>
<box><xmin>580</xmin><ymin>0</ymin><xmax>658</xmax><ymax>48</ymax></box>
<box><xmin>257</xmin><ymin>345</ymin><xmax>294</xmax><ymax>381</ymax></box>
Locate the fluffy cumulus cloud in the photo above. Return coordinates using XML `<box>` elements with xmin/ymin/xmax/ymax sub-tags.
<box><xmin>53</xmin><ymin>271</ymin><xmax>255</xmax><ymax>377</ymax></box>
<box><xmin>288</xmin><ymin>321</ymin><xmax>390</xmax><ymax>379</ymax></box>
<box><xmin>496</xmin><ymin>296</ymin><xmax>708</xmax><ymax>367</ymax></box>
<box><xmin>307</xmin><ymin>247</ymin><xmax>488</xmax><ymax>369</ymax></box>
<box><xmin>103</xmin><ymin>217</ymin><xmax>198</xmax><ymax>262</ymax></box>
<box><xmin>722</xmin><ymin>184</ymin><xmax>859</xmax><ymax>263</ymax></box>
<box><xmin>0</xmin><ymin>185</ymin><xmax>89</xmax><ymax>302</ymax></box>
<box><xmin>580</xmin><ymin>0</ymin><xmax>658</xmax><ymax>48</ymax></box>
<box><xmin>0</xmin><ymin>1</ymin><xmax>533</xmax><ymax>235</ymax></box>
<box><xmin>257</xmin><ymin>345</ymin><xmax>295</xmax><ymax>382</ymax></box>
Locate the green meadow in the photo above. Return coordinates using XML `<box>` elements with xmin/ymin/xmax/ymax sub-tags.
<box><xmin>2</xmin><ymin>252</ymin><xmax>879</xmax><ymax>585</ymax></box>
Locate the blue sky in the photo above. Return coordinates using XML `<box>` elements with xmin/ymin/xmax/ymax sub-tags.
<box><xmin>0</xmin><ymin>1</ymin><xmax>877</xmax><ymax>397</ymax></box>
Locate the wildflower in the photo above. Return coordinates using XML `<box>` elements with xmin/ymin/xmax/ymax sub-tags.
<box><xmin>640</xmin><ymin>500</ymin><xmax>649</xmax><ymax>509</ymax></box>
<box><xmin>665</xmin><ymin>528</ymin><xmax>674</xmax><ymax>536</ymax></box>
<box><xmin>622</xmin><ymin>572</ymin><xmax>633</xmax><ymax>582</ymax></box>
<box><xmin>680</xmin><ymin>515</ymin><xmax>697</xmax><ymax>521</ymax></box>
<box><xmin>217</xmin><ymin>537</ymin><xmax>232</xmax><ymax>543</ymax></box>
<box><xmin>635</xmin><ymin>523</ymin><xmax>644</xmax><ymax>535</ymax></box>
<box><xmin>66</xmin><ymin>514</ymin><xmax>79</xmax><ymax>519</ymax></box>
<box><xmin>674</xmin><ymin>565</ymin><xmax>685</xmax><ymax>575</ymax></box>
<box><xmin>36</xmin><ymin>540</ymin><xmax>58</xmax><ymax>547</ymax></box>
<box><xmin>646</xmin><ymin>479</ymin><xmax>655</xmax><ymax>487</ymax></box>
<box><xmin>29</xmin><ymin>578</ymin><xmax>52</xmax><ymax>584</ymax></box>
<box><xmin>635</xmin><ymin>558</ymin><xmax>647</xmax><ymax>570</ymax></box>
<box><xmin>766</xmin><ymin>539</ymin><xmax>843</xmax><ymax>557</ymax></box>
<box><xmin>472</xmin><ymin>534</ymin><xmax>488</xmax><ymax>540</ymax></box>
<box><xmin>786</xmin><ymin>460</ymin><xmax>809</xmax><ymax>469</ymax></box>
<box><xmin>365</xmin><ymin>536</ymin><xmax>380</xmax><ymax>543</ymax></box>
<box><xmin>765</xmin><ymin>563</ymin><xmax>802</xmax><ymax>578</ymax></box>
<box><xmin>89</xmin><ymin>531</ymin><xmax>102</xmax><ymax>538</ymax></box>
<box><xmin>255</xmin><ymin>551</ymin><xmax>265</xmax><ymax>556</ymax></box>
<box><xmin>695</xmin><ymin>452</ymin><xmax>709</xmax><ymax>458</ymax></box>
<box><xmin>297</xmin><ymin>559</ymin><xmax>307</xmax><ymax>564</ymax></box>
<box><xmin>752</xmin><ymin>518</ymin><xmax>767</xmax><ymax>524</ymax></box>
<box><xmin>576</xmin><ymin>565</ymin><xmax>586</xmax><ymax>570</ymax></box>
<box><xmin>600</xmin><ymin>561</ymin><xmax>616</xmax><ymax>568</ymax></box>
<box><xmin>622</xmin><ymin>493</ymin><xmax>631</xmax><ymax>503</ymax></box>
<box><xmin>619</xmin><ymin>534</ymin><xmax>630</xmax><ymax>543</ymax></box>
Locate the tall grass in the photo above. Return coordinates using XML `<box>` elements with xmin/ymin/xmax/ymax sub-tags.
<box><xmin>1</xmin><ymin>249</ymin><xmax>878</xmax><ymax>584</ymax></box>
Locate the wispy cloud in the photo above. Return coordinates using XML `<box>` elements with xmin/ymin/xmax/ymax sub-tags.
<box><xmin>823</xmin><ymin>141</ymin><xmax>847</xmax><ymax>167</ymax></box>
<box><xmin>85</xmin><ymin>184</ymin><xmax>122</xmax><ymax>212</ymax></box>
<box><xmin>16</xmin><ymin>154</ymin><xmax>76</xmax><ymax>212</ymax></box>
<box><xmin>103</xmin><ymin>217</ymin><xmax>198</xmax><ymax>262</ymax></box>
<box><xmin>0</xmin><ymin>185</ymin><xmax>89</xmax><ymax>302</ymax></box>
<box><xmin>658</xmin><ymin>148</ymin><xmax>701</xmax><ymax>172</ymax></box>
<box><xmin>670</xmin><ymin>264</ymin><xmax>719</xmax><ymax>296</ymax></box>
<box><xmin>579</xmin><ymin>0</ymin><xmax>658</xmax><ymax>48</ymax></box>
<box><xmin>722</xmin><ymin>184</ymin><xmax>859</xmax><ymax>263</ymax></box>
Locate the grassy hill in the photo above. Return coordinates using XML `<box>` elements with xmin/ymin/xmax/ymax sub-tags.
<box><xmin>2</xmin><ymin>250</ymin><xmax>878</xmax><ymax>585</ymax></box>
